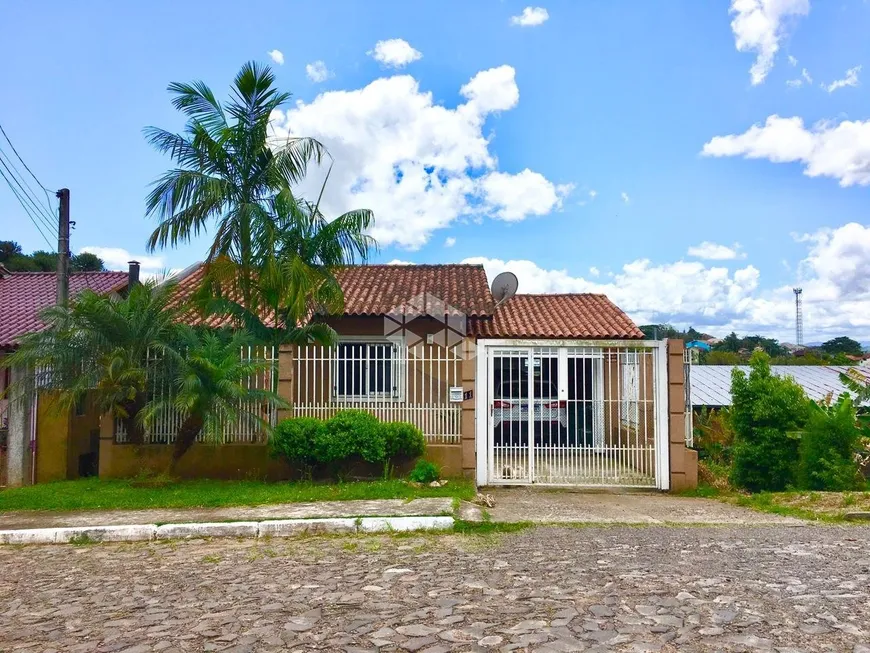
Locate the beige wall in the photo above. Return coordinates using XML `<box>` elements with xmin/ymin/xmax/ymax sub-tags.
<box><xmin>98</xmin><ymin>437</ymin><xmax>462</xmax><ymax>480</ymax></box>
<box><xmin>667</xmin><ymin>339</ymin><xmax>698</xmax><ymax>490</ymax></box>
<box><xmin>35</xmin><ymin>393</ymin><xmax>70</xmax><ymax>483</ymax></box>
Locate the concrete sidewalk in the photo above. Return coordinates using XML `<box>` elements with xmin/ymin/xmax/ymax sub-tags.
<box><xmin>0</xmin><ymin>489</ymin><xmax>804</xmax><ymax>537</ymax></box>
<box><xmin>479</xmin><ymin>487</ymin><xmax>805</xmax><ymax>525</ymax></box>
<box><xmin>0</xmin><ymin>497</ymin><xmax>455</xmax><ymax>530</ymax></box>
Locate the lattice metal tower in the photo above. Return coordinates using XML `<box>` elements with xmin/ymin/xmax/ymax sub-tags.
<box><xmin>793</xmin><ymin>287</ymin><xmax>804</xmax><ymax>347</ymax></box>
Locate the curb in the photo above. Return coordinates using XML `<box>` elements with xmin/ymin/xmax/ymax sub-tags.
<box><xmin>0</xmin><ymin>516</ymin><xmax>455</xmax><ymax>545</ymax></box>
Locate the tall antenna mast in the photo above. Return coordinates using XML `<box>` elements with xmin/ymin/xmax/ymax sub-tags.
<box><xmin>793</xmin><ymin>287</ymin><xmax>804</xmax><ymax>347</ymax></box>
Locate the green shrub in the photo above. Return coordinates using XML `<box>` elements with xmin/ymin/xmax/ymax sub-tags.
<box><xmin>381</xmin><ymin>421</ymin><xmax>426</xmax><ymax>478</ymax></box>
<box><xmin>325</xmin><ymin>410</ymin><xmax>385</xmax><ymax>464</ymax></box>
<box><xmin>383</xmin><ymin>421</ymin><xmax>426</xmax><ymax>458</ymax></box>
<box><xmin>729</xmin><ymin>351</ymin><xmax>809</xmax><ymax>492</ymax></box>
<box><xmin>409</xmin><ymin>459</ymin><xmax>440</xmax><ymax>484</ymax></box>
<box><xmin>798</xmin><ymin>395</ymin><xmax>865</xmax><ymax>491</ymax></box>
<box><xmin>270</xmin><ymin>417</ymin><xmax>325</xmax><ymax>478</ymax></box>
<box><xmin>693</xmin><ymin>407</ymin><xmax>735</xmax><ymax>467</ymax></box>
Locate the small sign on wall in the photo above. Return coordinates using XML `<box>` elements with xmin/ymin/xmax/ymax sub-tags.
<box><xmin>449</xmin><ymin>386</ymin><xmax>464</xmax><ymax>403</ymax></box>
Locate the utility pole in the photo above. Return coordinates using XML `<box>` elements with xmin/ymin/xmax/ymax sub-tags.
<box><xmin>56</xmin><ymin>188</ymin><xmax>70</xmax><ymax>305</ymax></box>
<box><xmin>793</xmin><ymin>287</ymin><xmax>804</xmax><ymax>348</ymax></box>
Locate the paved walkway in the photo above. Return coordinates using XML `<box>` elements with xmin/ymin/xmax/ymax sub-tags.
<box><xmin>0</xmin><ymin>490</ymin><xmax>802</xmax><ymax>531</ymax></box>
<box><xmin>0</xmin><ymin>498</ymin><xmax>455</xmax><ymax>530</ymax></box>
<box><xmin>479</xmin><ymin>487</ymin><xmax>803</xmax><ymax>525</ymax></box>
<box><xmin>1</xmin><ymin>525</ymin><xmax>867</xmax><ymax>652</ymax></box>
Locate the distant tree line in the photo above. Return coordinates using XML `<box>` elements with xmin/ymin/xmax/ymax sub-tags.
<box><xmin>640</xmin><ymin>323</ymin><xmax>865</xmax><ymax>366</ymax></box>
<box><xmin>0</xmin><ymin>240</ymin><xmax>105</xmax><ymax>272</ymax></box>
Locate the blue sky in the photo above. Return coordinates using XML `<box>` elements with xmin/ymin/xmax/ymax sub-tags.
<box><xmin>3</xmin><ymin>1</ymin><xmax>870</xmax><ymax>341</ymax></box>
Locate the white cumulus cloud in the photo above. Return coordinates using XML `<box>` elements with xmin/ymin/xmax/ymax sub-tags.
<box><xmin>729</xmin><ymin>0</ymin><xmax>810</xmax><ymax>86</ymax></box>
<box><xmin>305</xmin><ymin>61</ymin><xmax>332</xmax><ymax>83</ymax></box>
<box><xmin>824</xmin><ymin>65</ymin><xmax>861</xmax><ymax>93</ymax></box>
<box><xmin>463</xmin><ymin>222</ymin><xmax>870</xmax><ymax>340</ymax></box>
<box><xmin>270</xmin><ymin>65</ymin><xmax>567</xmax><ymax>249</ymax></box>
<box><xmin>688</xmin><ymin>242</ymin><xmax>746</xmax><ymax>260</ymax></box>
<box><xmin>79</xmin><ymin>246</ymin><xmax>169</xmax><ymax>279</ymax></box>
<box><xmin>702</xmin><ymin>114</ymin><xmax>870</xmax><ymax>187</ymax></box>
<box><xmin>444</xmin><ymin>236</ymin><xmax>456</xmax><ymax>248</ymax></box>
<box><xmin>480</xmin><ymin>170</ymin><xmax>573</xmax><ymax>222</ymax></box>
<box><xmin>267</xmin><ymin>50</ymin><xmax>284</xmax><ymax>65</ymax></box>
<box><xmin>368</xmin><ymin>39</ymin><xmax>422</xmax><ymax>68</ymax></box>
<box><xmin>510</xmin><ymin>7</ymin><xmax>549</xmax><ymax>27</ymax></box>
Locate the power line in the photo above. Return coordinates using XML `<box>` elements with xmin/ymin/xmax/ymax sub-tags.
<box><xmin>0</xmin><ymin>151</ymin><xmax>56</xmax><ymax>234</ymax></box>
<box><xmin>0</xmin><ymin>121</ymin><xmax>58</xmax><ymax>231</ymax></box>
<box><xmin>0</xmin><ymin>162</ymin><xmax>54</xmax><ymax>249</ymax></box>
<box><xmin>0</xmin><ymin>144</ymin><xmax>56</xmax><ymax>229</ymax></box>
<box><xmin>0</xmin><ymin>122</ymin><xmax>54</xmax><ymax>194</ymax></box>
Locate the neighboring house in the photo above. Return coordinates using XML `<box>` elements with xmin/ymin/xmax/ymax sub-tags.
<box><xmin>98</xmin><ymin>263</ymin><xmax>695</xmax><ymax>490</ymax></box>
<box><xmin>0</xmin><ymin>265</ymin><xmax>131</xmax><ymax>486</ymax></box>
<box><xmin>688</xmin><ymin>364</ymin><xmax>870</xmax><ymax>408</ymax></box>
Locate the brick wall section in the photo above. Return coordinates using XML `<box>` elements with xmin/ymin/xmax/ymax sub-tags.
<box><xmin>460</xmin><ymin>337</ymin><xmax>476</xmax><ymax>479</ymax></box>
<box><xmin>667</xmin><ymin>339</ymin><xmax>698</xmax><ymax>491</ymax></box>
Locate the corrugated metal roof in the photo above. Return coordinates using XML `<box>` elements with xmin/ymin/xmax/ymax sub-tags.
<box><xmin>689</xmin><ymin>365</ymin><xmax>870</xmax><ymax>407</ymax></box>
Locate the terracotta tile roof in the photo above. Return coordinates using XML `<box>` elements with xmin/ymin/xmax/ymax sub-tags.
<box><xmin>335</xmin><ymin>264</ymin><xmax>494</xmax><ymax>317</ymax></box>
<box><xmin>0</xmin><ymin>272</ymin><xmax>128</xmax><ymax>349</ymax></box>
<box><xmin>471</xmin><ymin>294</ymin><xmax>644</xmax><ymax>339</ymax></box>
<box><xmin>165</xmin><ymin>263</ymin><xmax>265</xmax><ymax>329</ymax></box>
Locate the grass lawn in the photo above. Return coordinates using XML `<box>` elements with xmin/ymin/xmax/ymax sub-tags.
<box><xmin>681</xmin><ymin>485</ymin><xmax>870</xmax><ymax>522</ymax></box>
<box><xmin>0</xmin><ymin>477</ymin><xmax>477</xmax><ymax>513</ymax></box>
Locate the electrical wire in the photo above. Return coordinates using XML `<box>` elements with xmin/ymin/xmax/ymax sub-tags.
<box><xmin>0</xmin><ymin>121</ymin><xmax>59</xmax><ymax>236</ymax></box>
<box><xmin>0</xmin><ymin>122</ymin><xmax>55</xmax><ymax>202</ymax></box>
<box><xmin>0</xmin><ymin>163</ymin><xmax>54</xmax><ymax>249</ymax></box>
<box><xmin>0</xmin><ymin>144</ymin><xmax>56</xmax><ymax>229</ymax></box>
<box><xmin>0</xmin><ymin>151</ymin><xmax>56</xmax><ymax>235</ymax></box>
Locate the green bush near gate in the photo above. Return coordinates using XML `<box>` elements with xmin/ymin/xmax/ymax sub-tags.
<box><xmin>728</xmin><ymin>352</ymin><xmax>809</xmax><ymax>492</ymax></box>
<box><xmin>270</xmin><ymin>410</ymin><xmax>426</xmax><ymax>480</ymax></box>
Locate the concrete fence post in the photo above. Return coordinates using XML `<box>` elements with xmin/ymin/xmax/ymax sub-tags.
<box><xmin>667</xmin><ymin>340</ymin><xmax>698</xmax><ymax>491</ymax></box>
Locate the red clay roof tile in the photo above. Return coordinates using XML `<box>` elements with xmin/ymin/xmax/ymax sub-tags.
<box><xmin>471</xmin><ymin>294</ymin><xmax>644</xmax><ymax>339</ymax></box>
<box><xmin>0</xmin><ymin>272</ymin><xmax>129</xmax><ymax>348</ymax></box>
<box><xmin>334</xmin><ymin>264</ymin><xmax>494</xmax><ymax>317</ymax></box>
<box><xmin>170</xmin><ymin>262</ymin><xmax>495</xmax><ymax>324</ymax></box>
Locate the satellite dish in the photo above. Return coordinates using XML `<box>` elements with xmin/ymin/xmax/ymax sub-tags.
<box><xmin>491</xmin><ymin>271</ymin><xmax>518</xmax><ymax>305</ymax></box>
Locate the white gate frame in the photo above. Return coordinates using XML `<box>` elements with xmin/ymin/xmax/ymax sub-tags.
<box><xmin>475</xmin><ymin>339</ymin><xmax>670</xmax><ymax>490</ymax></box>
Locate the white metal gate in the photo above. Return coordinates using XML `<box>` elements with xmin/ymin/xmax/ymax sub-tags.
<box><xmin>478</xmin><ymin>340</ymin><xmax>668</xmax><ymax>488</ymax></box>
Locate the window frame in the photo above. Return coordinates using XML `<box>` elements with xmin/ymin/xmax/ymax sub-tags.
<box><xmin>331</xmin><ymin>336</ymin><xmax>406</xmax><ymax>402</ymax></box>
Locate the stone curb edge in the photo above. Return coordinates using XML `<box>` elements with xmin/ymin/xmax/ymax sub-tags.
<box><xmin>0</xmin><ymin>516</ymin><xmax>455</xmax><ymax>545</ymax></box>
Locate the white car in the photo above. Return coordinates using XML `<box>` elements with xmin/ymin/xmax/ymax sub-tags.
<box><xmin>492</xmin><ymin>380</ymin><xmax>568</xmax><ymax>444</ymax></box>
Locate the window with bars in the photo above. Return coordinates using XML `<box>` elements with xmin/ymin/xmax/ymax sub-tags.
<box><xmin>333</xmin><ymin>341</ymin><xmax>402</xmax><ymax>400</ymax></box>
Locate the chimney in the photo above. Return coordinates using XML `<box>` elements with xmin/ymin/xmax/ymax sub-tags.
<box><xmin>128</xmin><ymin>260</ymin><xmax>141</xmax><ymax>288</ymax></box>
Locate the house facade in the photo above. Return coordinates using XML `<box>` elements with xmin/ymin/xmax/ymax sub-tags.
<box><xmin>0</xmin><ymin>267</ymin><xmax>130</xmax><ymax>486</ymax></box>
<box><xmin>99</xmin><ymin>263</ymin><xmax>697</xmax><ymax>490</ymax></box>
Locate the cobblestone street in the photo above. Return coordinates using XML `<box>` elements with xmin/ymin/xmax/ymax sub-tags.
<box><xmin>1</xmin><ymin>525</ymin><xmax>869</xmax><ymax>652</ymax></box>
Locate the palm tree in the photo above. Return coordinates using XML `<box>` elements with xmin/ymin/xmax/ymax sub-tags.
<box><xmin>196</xmin><ymin>190</ymin><xmax>376</xmax><ymax>353</ymax></box>
<box><xmin>3</xmin><ymin>282</ymin><xmax>179</xmax><ymax>444</ymax></box>
<box><xmin>144</xmin><ymin>61</ymin><xmax>327</xmax><ymax>301</ymax></box>
<box><xmin>141</xmin><ymin>326</ymin><xmax>287</xmax><ymax>471</ymax></box>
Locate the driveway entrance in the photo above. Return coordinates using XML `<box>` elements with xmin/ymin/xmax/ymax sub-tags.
<box><xmin>477</xmin><ymin>340</ymin><xmax>670</xmax><ymax>489</ymax></box>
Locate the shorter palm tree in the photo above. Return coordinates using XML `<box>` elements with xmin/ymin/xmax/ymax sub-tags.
<box><xmin>3</xmin><ymin>282</ymin><xmax>178</xmax><ymax>444</ymax></box>
<box><xmin>142</xmin><ymin>326</ymin><xmax>287</xmax><ymax>472</ymax></box>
